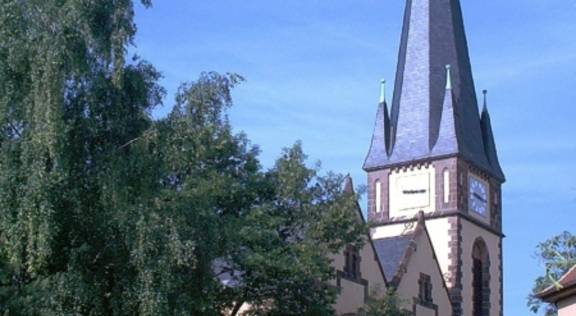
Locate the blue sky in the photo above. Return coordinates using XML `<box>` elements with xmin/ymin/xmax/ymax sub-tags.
<box><xmin>133</xmin><ymin>1</ymin><xmax>576</xmax><ymax>314</ymax></box>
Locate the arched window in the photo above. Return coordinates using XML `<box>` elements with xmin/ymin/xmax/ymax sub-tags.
<box><xmin>443</xmin><ymin>169</ymin><xmax>450</xmax><ymax>204</ymax></box>
<box><xmin>472</xmin><ymin>239</ymin><xmax>490</xmax><ymax>316</ymax></box>
<box><xmin>375</xmin><ymin>180</ymin><xmax>382</xmax><ymax>213</ymax></box>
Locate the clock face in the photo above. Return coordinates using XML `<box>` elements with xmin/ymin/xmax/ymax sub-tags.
<box><xmin>469</xmin><ymin>176</ymin><xmax>488</xmax><ymax>216</ymax></box>
<box><xmin>388</xmin><ymin>167</ymin><xmax>436</xmax><ymax>218</ymax></box>
<box><xmin>393</xmin><ymin>171</ymin><xmax>432</xmax><ymax>211</ymax></box>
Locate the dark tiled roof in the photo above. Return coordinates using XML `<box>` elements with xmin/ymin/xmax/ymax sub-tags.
<box><xmin>431</xmin><ymin>70</ymin><xmax>458</xmax><ymax>157</ymax></box>
<box><xmin>481</xmin><ymin>105</ymin><xmax>506</xmax><ymax>180</ymax></box>
<box><xmin>372</xmin><ymin>235</ymin><xmax>412</xmax><ymax>281</ymax></box>
<box><xmin>364</xmin><ymin>0</ymin><xmax>505</xmax><ymax>181</ymax></box>
<box><xmin>364</xmin><ymin>102</ymin><xmax>391</xmax><ymax>169</ymax></box>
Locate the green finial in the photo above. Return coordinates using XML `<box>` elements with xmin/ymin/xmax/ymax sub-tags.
<box><xmin>380</xmin><ymin>79</ymin><xmax>386</xmax><ymax>104</ymax></box>
<box><xmin>482</xmin><ymin>89</ymin><xmax>488</xmax><ymax>111</ymax></box>
<box><xmin>445</xmin><ymin>65</ymin><xmax>452</xmax><ymax>90</ymax></box>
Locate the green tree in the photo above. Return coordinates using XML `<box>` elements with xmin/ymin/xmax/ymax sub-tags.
<box><xmin>0</xmin><ymin>0</ymin><xmax>163</xmax><ymax>314</ymax></box>
<box><xmin>528</xmin><ymin>231</ymin><xmax>576</xmax><ymax>316</ymax></box>
<box><xmin>133</xmin><ymin>74</ymin><xmax>365</xmax><ymax>315</ymax></box>
<box><xmin>225</xmin><ymin>144</ymin><xmax>366</xmax><ymax>316</ymax></box>
<box><xmin>124</xmin><ymin>72</ymin><xmax>257</xmax><ymax>315</ymax></box>
<box><xmin>0</xmin><ymin>1</ymin><xmax>366</xmax><ymax>315</ymax></box>
<box><xmin>359</xmin><ymin>289</ymin><xmax>412</xmax><ymax>316</ymax></box>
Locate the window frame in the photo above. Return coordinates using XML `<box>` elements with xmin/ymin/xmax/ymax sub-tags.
<box><xmin>418</xmin><ymin>273</ymin><xmax>433</xmax><ymax>305</ymax></box>
<box><xmin>343</xmin><ymin>246</ymin><xmax>361</xmax><ymax>281</ymax></box>
<box><xmin>375</xmin><ymin>180</ymin><xmax>382</xmax><ymax>213</ymax></box>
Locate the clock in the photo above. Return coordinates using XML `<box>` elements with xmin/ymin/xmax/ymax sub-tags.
<box><xmin>396</xmin><ymin>173</ymin><xmax>431</xmax><ymax>211</ymax></box>
<box><xmin>389</xmin><ymin>167</ymin><xmax>436</xmax><ymax>217</ymax></box>
<box><xmin>469</xmin><ymin>175</ymin><xmax>489</xmax><ymax>216</ymax></box>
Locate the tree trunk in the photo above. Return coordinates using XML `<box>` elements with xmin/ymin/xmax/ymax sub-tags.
<box><xmin>230</xmin><ymin>300</ymin><xmax>245</xmax><ymax>316</ymax></box>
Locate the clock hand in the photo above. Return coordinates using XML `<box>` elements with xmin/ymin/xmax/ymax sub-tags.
<box><xmin>403</xmin><ymin>189</ymin><xmax>426</xmax><ymax>194</ymax></box>
<box><xmin>473</xmin><ymin>193</ymin><xmax>486</xmax><ymax>203</ymax></box>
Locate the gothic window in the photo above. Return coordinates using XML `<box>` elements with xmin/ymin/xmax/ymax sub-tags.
<box><xmin>419</xmin><ymin>273</ymin><xmax>433</xmax><ymax>305</ymax></box>
<box><xmin>344</xmin><ymin>246</ymin><xmax>361</xmax><ymax>280</ymax></box>
<box><xmin>472</xmin><ymin>239</ymin><xmax>490</xmax><ymax>316</ymax></box>
<box><xmin>375</xmin><ymin>180</ymin><xmax>382</xmax><ymax>213</ymax></box>
<box><xmin>493</xmin><ymin>190</ymin><xmax>499</xmax><ymax>207</ymax></box>
<box><xmin>443</xmin><ymin>169</ymin><xmax>450</xmax><ymax>204</ymax></box>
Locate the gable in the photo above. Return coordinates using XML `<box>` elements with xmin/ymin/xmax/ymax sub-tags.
<box><xmin>395</xmin><ymin>222</ymin><xmax>452</xmax><ymax>316</ymax></box>
<box><xmin>331</xmin><ymin>176</ymin><xmax>388</xmax><ymax>315</ymax></box>
<box><xmin>330</xmin><ymin>234</ymin><xmax>388</xmax><ymax>315</ymax></box>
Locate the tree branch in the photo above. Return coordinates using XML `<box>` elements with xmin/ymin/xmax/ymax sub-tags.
<box><xmin>230</xmin><ymin>288</ymin><xmax>248</xmax><ymax>316</ymax></box>
<box><xmin>230</xmin><ymin>299</ymin><xmax>246</xmax><ymax>316</ymax></box>
<box><xmin>118</xmin><ymin>129</ymin><xmax>153</xmax><ymax>150</ymax></box>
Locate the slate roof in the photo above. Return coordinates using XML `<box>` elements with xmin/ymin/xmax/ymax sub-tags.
<box><xmin>431</xmin><ymin>66</ymin><xmax>458</xmax><ymax>158</ymax></box>
<box><xmin>480</xmin><ymin>94</ymin><xmax>505</xmax><ymax>180</ymax></box>
<box><xmin>373</xmin><ymin>235</ymin><xmax>412</xmax><ymax>281</ymax></box>
<box><xmin>363</xmin><ymin>0</ymin><xmax>505</xmax><ymax>181</ymax></box>
<box><xmin>364</xmin><ymin>101</ymin><xmax>391</xmax><ymax>169</ymax></box>
<box><xmin>371</xmin><ymin>213</ymin><xmax>453</xmax><ymax>307</ymax></box>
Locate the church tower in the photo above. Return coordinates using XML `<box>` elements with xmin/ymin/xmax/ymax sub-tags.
<box><xmin>364</xmin><ymin>1</ymin><xmax>505</xmax><ymax>316</ymax></box>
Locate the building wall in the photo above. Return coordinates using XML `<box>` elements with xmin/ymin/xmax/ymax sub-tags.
<box><xmin>558</xmin><ymin>295</ymin><xmax>576</xmax><ymax>316</ymax></box>
<box><xmin>367</xmin><ymin>158</ymin><xmax>459</xmax><ymax>226</ymax></box>
<box><xmin>415</xmin><ymin>304</ymin><xmax>437</xmax><ymax>316</ymax></box>
<box><xmin>395</xmin><ymin>229</ymin><xmax>452</xmax><ymax>316</ymax></box>
<box><xmin>371</xmin><ymin>222</ymin><xmax>416</xmax><ymax>240</ymax></box>
<box><xmin>459</xmin><ymin>218</ymin><xmax>502</xmax><ymax>316</ymax></box>
<box><xmin>331</xmin><ymin>235</ymin><xmax>387</xmax><ymax>315</ymax></box>
<box><xmin>332</xmin><ymin>278</ymin><xmax>367</xmax><ymax>315</ymax></box>
<box><xmin>432</xmin><ymin>158</ymin><xmax>459</xmax><ymax>214</ymax></box>
<box><xmin>368</xmin><ymin>169</ymin><xmax>391</xmax><ymax>223</ymax></box>
<box><xmin>425</xmin><ymin>217</ymin><xmax>452</xmax><ymax>287</ymax></box>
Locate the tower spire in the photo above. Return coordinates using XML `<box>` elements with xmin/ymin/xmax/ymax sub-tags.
<box><xmin>480</xmin><ymin>90</ymin><xmax>505</xmax><ymax>180</ymax></box>
<box><xmin>364</xmin><ymin>0</ymin><xmax>502</xmax><ymax>180</ymax></box>
<box><xmin>482</xmin><ymin>89</ymin><xmax>488</xmax><ymax>112</ymax></box>
<box><xmin>365</xmin><ymin>4</ymin><xmax>506</xmax><ymax>316</ymax></box>
<box><xmin>432</xmin><ymin>64</ymin><xmax>458</xmax><ymax>154</ymax></box>
<box><xmin>445</xmin><ymin>64</ymin><xmax>453</xmax><ymax>90</ymax></box>
<box><xmin>364</xmin><ymin>80</ymin><xmax>391</xmax><ymax>169</ymax></box>
<box><xmin>379</xmin><ymin>79</ymin><xmax>386</xmax><ymax>104</ymax></box>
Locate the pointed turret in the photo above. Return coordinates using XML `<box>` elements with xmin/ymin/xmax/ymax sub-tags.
<box><xmin>364</xmin><ymin>80</ymin><xmax>391</xmax><ymax>170</ymax></box>
<box><xmin>431</xmin><ymin>65</ymin><xmax>458</xmax><ymax>155</ymax></box>
<box><xmin>365</xmin><ymin>0</ymin><xmax>502</xmax><ymax>180</ymax></box>
<box><xmin>343</xmin><ymin>174</ymin><xmax>354</xmax><ymax>193</ymax></box>
<box><xmin>480</xmin><ymin>90</ymin><xmax>505</xmax><ymax>181</ymax></box>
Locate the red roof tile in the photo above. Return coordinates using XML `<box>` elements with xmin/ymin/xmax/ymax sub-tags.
<box><xmin>558</xmin><ymin>265</ymin><xmax>576</xmax><ymax>288</ymax></box>
<box><xmin>538</xmin><ymin>265</ymin><xmax>576</xmax><ymax>303</ymax></box>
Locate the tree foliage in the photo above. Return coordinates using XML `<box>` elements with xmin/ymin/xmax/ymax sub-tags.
<box><xmin>528</xmin><ymin>231</ymin><xmax>576</xmax><ymax>316</ymax></box>
<box><xmin>0</xmin><ymin>1</ymin><xmax>367</xmax><ymax>315</ymax></box>
<box><xmin>359</xmin><ymin>289</ymin><xmax>412</xmax><ymax>316</ymax></box>
<box><xmin>224</xmin><ymin>144</ymin><xmax>366</xmax><ymax>316</ymax></box>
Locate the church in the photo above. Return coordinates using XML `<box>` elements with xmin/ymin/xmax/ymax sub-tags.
<box><xmin>330</xmin><ymin>0</ymin><xmax>505</xmax><ymax>315</ymax></box>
